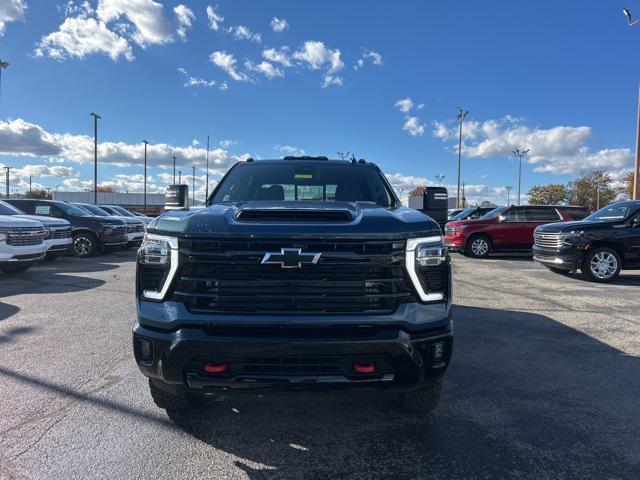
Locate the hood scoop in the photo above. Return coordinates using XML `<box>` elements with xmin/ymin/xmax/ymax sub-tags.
<box><xmin>235</xmin><ymin>208</ymin><xmax>354</xmax><ymax>223</ymax></box>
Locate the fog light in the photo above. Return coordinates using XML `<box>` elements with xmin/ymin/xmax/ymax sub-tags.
<box><xmin>204</xmin><ymin>362</ymin><xmax>228</xmax><ymax>374</ymax></box>
<box><xmin>138</xmin><ymin>338</ymin><xmax>153</xmax><ymax>363</ymax></box>
<box><xmin>432</xmin><ymin>342</ymin><xmax>445</xmax><ymax>364</ymax></box>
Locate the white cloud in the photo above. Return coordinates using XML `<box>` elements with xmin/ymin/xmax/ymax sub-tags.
<box><xmin>227</xmin><ymin>24</ymin><xmax>261</xmax><ymax>43</ymax></box>
<box><xmin>275</xmin><ymin>145</ymin><xmax>305</xmax><ymax>156</ymax></box>
<box><xmin>354</xmin><ymin>49</ymin><xmax>383</xmax><ymax>70</ymax></box>
<box><xmin>293</xmin><ymin>41</ymin><xmax>344</xmax><ymax>87</ymax></box>
<box><xmin>0</xmin><ymin>118</ymin><xmax>247</xmax><ymax>178</ymax></box>
<box><xmin>395</xmin><ymin>98</ymin><xmax>413</xmax><ymax>113</ymax></box>
<box><xmin>34</xmin><ymin>16</ymin><xmax>134</xmax><ymax>61</ymax></box>
<box><xmin>219</xmin><ymin>139</ymin><xmax>238</xmax><ymax>148</ymax></box>
<box><xmin>245</xmin><ymin>60</ymin><xmax>283</xmax><ymax>79</ymax></box>
<box><xmin>209</xmin><ymin>51</ymin><xmax>250</xmax><ymax>81</ymax></box>
<box><xmin>262</xmin><ymin>47</ymin><xmax>292</xmax><ymax>67</ymax></box>
<box><xmin>173</xmin><ymin>4</ymin><xmax>194</xmax><ymax>41</ymax></box>
<box><xmin>432</xmin><ymin>116</ymin><xmax>635</xmax><ymax>175</ymax></box>
<box><xmin>13</xmin><ymin>164</ymin><xmax>76</xmax><ymax>179</ymax></box>
<box><xmin>96</xmin><ymin>0</ymin><xmax>173</xmax><ymax>47</ymax></box>
<box><xmin>270</xmin><ymin>17</ymin><xmax>288</xmax><ymax>32</ymax></box>
<box><xmin>177</xmin><ymin>67</ymin><xmax>216</xmax><ymax>88</ymax></box>
<box><xmin>205</xmin><ymin>5</ymin><xmax>223</xmax><ymax>31</ymax></box>
<box><xmin>403</xmin><ymin>116</ymin><xmax>426</xmax><ymax>136</ymax></box>
<box><xmin>0</xmin><ymin>0</ymin><xmax>26</xmax><ymax>36</ymax></box>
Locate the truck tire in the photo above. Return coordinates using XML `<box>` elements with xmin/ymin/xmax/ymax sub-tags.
<box><xmin>0</xmin><ymin>264</ymin><xmax>32</xmax><ymax>274</ymax></box>
<box><xmin>72</xmin><ymin>232</ymin><xmax>97</xmax><ymax>257</ymax></box>
<box><xmin>148</xmin><ymin>379</ymin><xmax>204</xmax><ymax>411</ymax></box>
<box><xmin>465</xmin><ymin>235</ymin><xmax>492</xmax><ymax>258</ymax></box>
<box><xmin>395</xmin><ymin>377</ymin><xmax>442</xmax><ymax>413</ymax></box>
<box><xmin>581</xmin><ymin>247</ymin><xmax>621</xmax><ymax>283</ymax></box>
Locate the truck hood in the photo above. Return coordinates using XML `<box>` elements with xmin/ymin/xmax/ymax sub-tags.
<box><xmin>16</xmin><ymin>214</ymin><xmax>70</xmax><ymax>228</ymax></box>
<box><xmin>148</xmin><ymin>201</ymin><xmax>441</xmax><ymax>238</ymax></box>
<box><xmin>535</xmin><ymin>220</ymin><xmax>620</xmax><ymax>233</ymax></box>
<box><xmin>0</xmin><ymin>215</ymin><xmax>44</xmax><ymax>228</ymax></box>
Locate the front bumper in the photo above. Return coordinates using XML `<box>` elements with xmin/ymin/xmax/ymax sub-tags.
<box><xmin>533</xmin><ymin>245</ymin><xmax>583</xmax><ymax>270</ymax></box>
<box><xmin>126</xmin><ymin>232</ymin><xmax>144</xmax><ymax>246</ymax></box>
<box><xmin>133</xmin><ymin>301</ymin><xmax>453</xmax><ymax>395</ymax></box>
<box><xmin>99</xmin><ymin>233</ymin><xmax>127</xmax><ymax>247</ymax></box>
<box><xmin>44</xmin><ymin>238</ymin><xmax>72</xmax><ymax>255</ymax></box>
<box><xmin>444</xmin><ymin>236</ymin><xmax>464</xmax><ymax>251</ymax></box>
<box><xmin>134</xmin><ymin>321</ymin><xmax>452</xmax><ymax>394</ymax></box>
<box><xmin>0</xmin><ymin>243</ymin><xmax>47</xmax><ymax>265</ymax></box>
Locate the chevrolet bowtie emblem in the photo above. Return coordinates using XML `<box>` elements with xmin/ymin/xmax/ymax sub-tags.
<box><xmin>261</xmin><ymin>248</ymin><xmax>322</xmax><ymax>269</ymax></box>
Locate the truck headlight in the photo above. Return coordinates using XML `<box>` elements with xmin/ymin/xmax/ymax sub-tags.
<box><xmin>137</xmin><ymin>234</ymin><xmax>179</xmax><ymax>300</ymax></box>
<box><xmin>406</xmin><ymin>236</ymin><xmax>450</xmax><ymax>303</ymax></box>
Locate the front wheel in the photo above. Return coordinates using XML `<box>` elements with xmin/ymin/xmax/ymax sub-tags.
<box><xmin>581</xmin><ymin>247</ymin><xmax>621</xmax><ymax>283</ymax></box>
<box><xmin>0</xmin><ymin>264</ymin><xmax>32</xmax><ymax>274</ymax></box>
<box><xmin>72</xmin><ymin>232</ymin><xmax>97</xmax><ymax>257</ymax></box>
<box><xmin>465</xmin><ymin>235</ymin><xmax>492</xmax><ymax>258</ymax></box>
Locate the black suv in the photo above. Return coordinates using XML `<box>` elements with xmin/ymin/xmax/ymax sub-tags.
<box><xmin>533</xmin><ymin>200</ymin><xmax>640</xmax><ymax>282</ymax></box>
<box><xmin>134</xmin><ymin>157</ymin><xmax>453</xmax><ymax>412</ymax></box>
<box><xmin>5</xmin><ymin>199</ymin><xmax>128</xmax><ymax>257</ymax></box>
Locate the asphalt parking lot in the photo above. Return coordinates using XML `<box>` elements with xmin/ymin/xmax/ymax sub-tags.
<box><xmin>0</xmin><ymin>251</ymin><xmax>639</xmax><ymax>479</ymax></box>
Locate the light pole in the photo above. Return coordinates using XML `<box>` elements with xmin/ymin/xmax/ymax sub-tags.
<box><xmin>4</xmin><ymin>166</ymin><xmax>11</xmax><ymax>197</ymax></box>
<box><xmin>456</xmin><ymin>107</ymin><xmax>469</xmax><ymax>208</ymax></box>
<box><xmin>435</xmin><ymin>174</ymin><xmax>446</xmax><ymax>186</ymax></box>
<box><xmin>192</xmin><ymin>165</ymin><xmax>196</xmax><ymax>206</ymax></box>
<box><xmin>142</xmin><ymin>140</ymin><xmax>149</xmax><ymax>212</ymax></box>
<box><xmin>205</xmin><ymin>135</ymin><xmax>210</xmax><ymax>199</ymax></box>
<box><xmin>29</xmin><ymin>175</ymin><xmax>32</xmax><ymax>194</ymax></box>
<box><xmin>178</xmin><ymin>170</ymin><xmax>182</xmax><ymax>184</ymax></box>
<box><xmin>513</xmin><ymin>148</ymin><xmax>529</xmax><ymax>205</ymax></box>
<box><xmin>504</xmin><ymin>185</ymin><xmax>513</xmax><ymax>206</ymax></box>
<box><xmin>0</xmin><ymin>59</ymin><xmax>9</xmax><ymax>114</ymax></box>
<box><xmin>90</xmin><ymin>112</ymin><xmax>101</xmax><ymax>204</ymax></box>
<box><xmin>172</xmin><ymin>155</ymin><xmax>177</xmax><ymax>184</ymax></box>
<box><xmin>622</xmin><ymin>8</ymin><xmax>640</xmax><ymax>200</ymax></box>
<box><xmin>596</xmin><ymin>172</ymin><xmax>602</xmax><ymax>210</ymax></box>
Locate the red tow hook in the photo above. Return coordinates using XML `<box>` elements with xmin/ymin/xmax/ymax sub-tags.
<box><xmin>353</xmin><ymin>363</ymin><xmax>377</xmax><ymax>374</ymax></box>
<box><xmin>204</xmin><ymin>362</ymin><xmax>228</xmax><ymax>374</ymax></box>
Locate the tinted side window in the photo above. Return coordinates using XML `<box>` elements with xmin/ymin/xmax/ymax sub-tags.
<box><xmin>506</xmin><ymin>208</ymin><xmax>522</xmax><ymax>222</ymax></box>
<box><xmin>529</xmin><ymin>207</ymin><xmax>561</xmax><ymax>222</ymax></box>
<box><xmin>13</xmin><ymin>201</ymin><xmax>35</xmax><ymax>214</ymax></box>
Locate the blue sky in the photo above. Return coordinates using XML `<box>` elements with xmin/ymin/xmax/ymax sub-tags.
<box><xmin>0</xmin><ymin>0</ymin><xmax>639</xmax><ymax>204</ymax></box>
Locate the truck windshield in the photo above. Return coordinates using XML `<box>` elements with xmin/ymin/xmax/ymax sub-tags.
<box><xmin>57</xmin><ymin>202</ymin><xmax>91</xmax><ymax>217</ymax></box>
<box><xmin>449</xmin><ymin>208</ymin><xmax>474</xmax><ymax>221</ymax></box>
<box><xmin>77</xmin><ymin>204</ymin><xmax>111</xmax><ymax>216</ymax></box>
<box><xmin>585</xmin><ymin>203</ymin><xmax>638</xmax><ymax>222</ymax></box>
<box><xmin>0</xmin><ymin>200</ymin><xmax>24</xmax><ymax>215</ymax></box>
<box><xmin>211</xmin><ymin>162</ymin><xmax>395</xmax><ymax>207</ymax></box>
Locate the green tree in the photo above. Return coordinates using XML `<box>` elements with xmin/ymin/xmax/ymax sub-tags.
<box><xmin>25</xmin><ymin>189</ymin><xmax>51</xmax><ymax>200</ymax></box>
<box><xmin>566</xmin><ymin>170</ymin><xmax>617</xmax><ymax>212</ymax></box>
<box><xmin>620</xmin><ymin>171</ymin><xmax>635</xmax><ymax>200</ymax></box>
<box><xmin>527</xmin><ymin>184</ymin><xmax>568</xmax><ymax>205</ymax></box>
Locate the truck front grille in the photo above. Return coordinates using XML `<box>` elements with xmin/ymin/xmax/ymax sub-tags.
<box><xmin>170</xmin><ymin>238</ymin><xmax>415</xmax><ymax>314</ymax></box>
<box><xmin>5</xmin><ymin>227</ymin><xmax>47</xmax><ymax>246</ymax></box>
<box><xmin>49</xmin><ymin>226</ymin><xmax>71</xmax><ymax>239</ymax></box>
<box><xmin>534</xmin><ymin>232</ymin><xmax>563</xmax><ymax>249</ymax></box>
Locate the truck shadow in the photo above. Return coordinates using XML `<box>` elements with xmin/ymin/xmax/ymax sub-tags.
<box><xmin>0</xmin><ymin>303</ymin><xmax>19</xmax><ymax>322</ymax></box>
<box><xmin>166</xmin><ymin>305</ymin><xmax>640</xmax><ymax>479</ymax></box>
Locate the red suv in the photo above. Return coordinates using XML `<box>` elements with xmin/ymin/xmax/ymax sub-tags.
<box><xmin>444</xmin><ymin>205</ymin><xmax>588</xmax><ymax>258</ymax></box>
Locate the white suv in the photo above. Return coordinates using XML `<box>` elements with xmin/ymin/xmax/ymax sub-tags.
<box><xmin>0</xmin><ymin>215</ymin><xmax>48</xmax><ymax>273</ymax></box>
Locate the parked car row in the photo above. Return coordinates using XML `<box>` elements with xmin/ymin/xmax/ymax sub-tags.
<box><xmin>444</xmin><ymin>201</ymin><xmax>640</xmax><ymax>282</ymax></box>
<box><xmin>0</xmin><ymin>199</ymin><xmax>153</xmax><ymax>274</ymax></box>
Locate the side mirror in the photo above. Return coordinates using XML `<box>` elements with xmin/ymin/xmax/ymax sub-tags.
<box><xmin>631</xmin><ymin>217</ymin><xmax>640</xmax><ymax>228</ymax></box>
